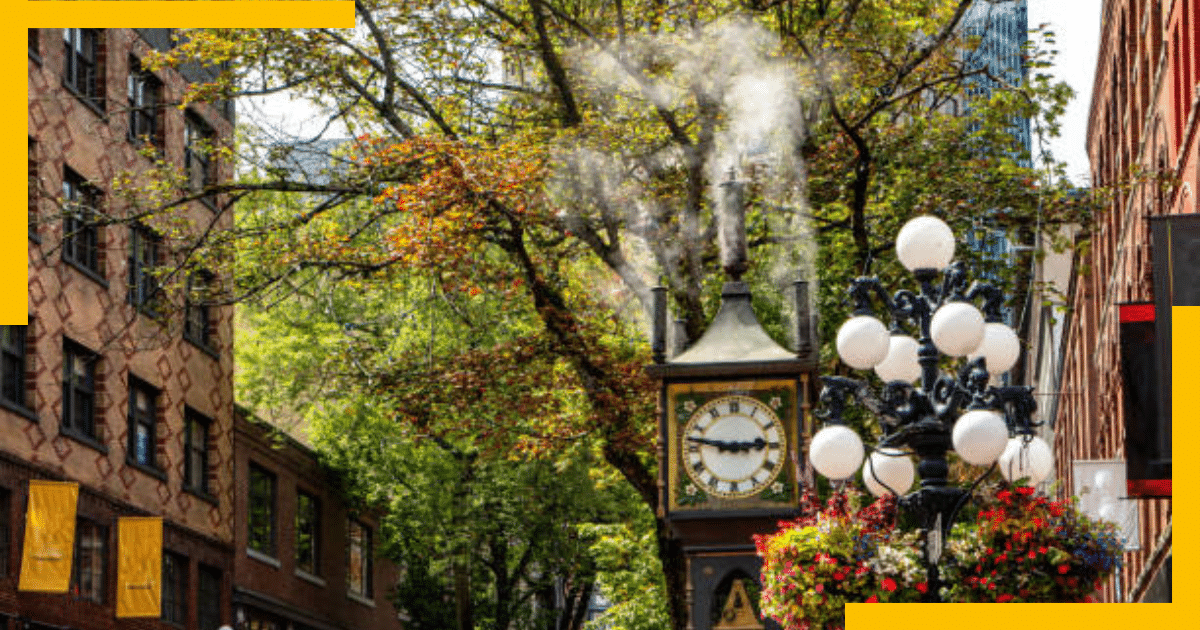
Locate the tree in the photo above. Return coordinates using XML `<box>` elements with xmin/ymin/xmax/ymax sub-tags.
<box><xmin>120</xmin><ymin>3</ymin><xmax>1096</xmax><ymax>628</ymax></box>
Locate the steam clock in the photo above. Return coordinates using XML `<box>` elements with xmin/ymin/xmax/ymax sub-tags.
<box><xmin>646</xmin><ymin>275</ymin><xmax>818</xmax><ymax>630</ymax></box>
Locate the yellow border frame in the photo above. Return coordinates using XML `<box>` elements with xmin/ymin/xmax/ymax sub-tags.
<box><xmin>6</xmin><ymin>4</ymin><xmax>1189</xmax><ymax>629</ymax></box>
<box><xmin>7</xmin><ymin>3</ymin><xmax>354</xmax><ymax>324</ymax></box>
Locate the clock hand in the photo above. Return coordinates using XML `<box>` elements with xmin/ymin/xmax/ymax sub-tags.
<box><xmin>685</xmin><ymin>435</ymin><xmax>738</xmax><ymax>452</ymax></box>
<box><xmin>726</xmin><ymin>437</ymin><xmax>767</xmax><ymax>452</ymax></box>
<box><xmin>688</xmin><ymin>436</ymin><xmax>768</xmax><ymax>453</ymax></box>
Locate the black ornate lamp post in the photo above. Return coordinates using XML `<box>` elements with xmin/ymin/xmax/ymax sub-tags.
<box><xmin>808</xmin><ymin>215</ymin><xmax>1054</xmax><ymax>601</ymax></box>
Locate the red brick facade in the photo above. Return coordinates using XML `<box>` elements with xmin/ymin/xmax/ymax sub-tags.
<box><xmin>5</xmin><ymin>28</ymin><xmax>237</xmax><ymax>628</ymax></box>
<box><xmin>1057</xmin><ymin>0</ymin><xmax>1191</xmax><ymax>602</ymax></box>
<box><xmin>232</xmin><ymin>412</ymin><xmax>404</xmax><ymax>630</ymax></box>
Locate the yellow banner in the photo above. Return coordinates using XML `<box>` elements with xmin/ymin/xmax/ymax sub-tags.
<box><xmin>18</xmin><ymin>480</ymin><xmax>79</xmax><ymax>592</ymax></box>
<box><xmin>116</xmin><ymin>517</ymin><xmax>163</xmax><ymax>618</ymax></box>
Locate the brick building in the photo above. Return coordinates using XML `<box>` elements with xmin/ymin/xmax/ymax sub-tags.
<box><xmin>232</xmin><ymin>411</ymin><xmax>403</xmax><ymax>630</ymax></box>
<box><xmin>7</xmin><ymin>28</ymin><xmax>236</xmax><ymax>628</ymax></box>
<box><xmin>1051</xmin><ymin>0</ymin><xmax>1191</xmax><ymax>603</ymax></box>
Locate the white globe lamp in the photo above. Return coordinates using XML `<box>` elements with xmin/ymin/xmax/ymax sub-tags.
<box><xmin>873</xmin><ymin>334</ymin><xmax>921</xmax><ymax>383</ymax></box>
<box><xmin>895</xmin><ymin>215</ymin><xmax>956</xmax><ymax>272</ymax></box>
<box><xmin>810</xmin><ymin>425</ymin><xmax>865</xmax><ymax>480</ymax></box>
<box><xmin>930</xmin><ymin>301</ymin><xmax>985</xmax><ymax>357</ymax></box>
<box><xmin>997</xmin><ymin>436</ymin><xmax>1053</xmax><ymax>485</ymax></box>
<box><xmin>951</xmin><ymin>409</ymin><xmax>1008</xmax><ymax>466</ymax></box>
<box><xmin>836</xmin><ymin>315</ymin><xmax>890</xmax><ymax>370</ymax></box>
<box><xmin>862</xmin><ymin>449</ymin><xmax>916</xmax><ymax>497</ymax></box>
<box><xmin>969</xmin><ymin>322</ymin><xmax>1021</xmax><ymax>375</ymax></box>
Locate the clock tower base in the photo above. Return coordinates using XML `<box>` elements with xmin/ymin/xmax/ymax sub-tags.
<box><xmin>687</xmin><ymin>551</ymin><xmax>780</xmax><ymax>630</ymax></box>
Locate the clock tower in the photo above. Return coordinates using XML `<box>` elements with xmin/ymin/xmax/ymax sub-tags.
<box><xmin>646</xmin><ymin>278</ymin><xmax>818</xmax><ymax>630</ymax></box>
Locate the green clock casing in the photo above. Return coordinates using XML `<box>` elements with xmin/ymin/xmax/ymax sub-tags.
<box><xmin>666</xmin><ymin>378</ymin><xmax>802</xmax><ymax>514</ymax></box>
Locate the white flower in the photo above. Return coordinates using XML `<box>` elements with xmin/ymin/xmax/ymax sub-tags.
<box><xmin>769</xmin><ymin>396</ymin><xmax>782</xmax><ymax>409</ymax></box>
<box><xmin>683</xmin><ymin>400</ymin><xmax>696</xmax><ymax>413</ymax></box>
<box><xmin>771</xmin><ymin>482</ymin><xmax>784</xmax><ymax>494</ymax></box>
<box><xmin>685</xmin><ymin>484</ymin><xmax>697</xmax><ymax>495</ymax></box>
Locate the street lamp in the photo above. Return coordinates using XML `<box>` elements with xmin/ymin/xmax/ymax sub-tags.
<box><xmin>810</xmin><ymin>215</ymin><xmax>1051</xmax><ymax>600</ymax></box>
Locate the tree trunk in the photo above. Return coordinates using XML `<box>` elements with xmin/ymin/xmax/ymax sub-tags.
<box><xmin>656</xmin><ymin>517</ymin><xmax>690</xmax><ymax>630</ymax></box>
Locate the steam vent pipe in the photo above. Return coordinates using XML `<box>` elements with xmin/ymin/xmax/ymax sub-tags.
<box><xmin>719</xmin><ymin>171</ymin><xmax>749</xmax><ymax>281</ymax></box>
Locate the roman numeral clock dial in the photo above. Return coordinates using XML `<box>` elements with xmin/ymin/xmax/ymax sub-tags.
<box><xmin>679</xmin><ymin>394</ymin><xmax>787</xmax><ymax>500</ymax></box>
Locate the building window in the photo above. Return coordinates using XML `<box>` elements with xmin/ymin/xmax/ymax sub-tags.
<box><xmin>0</xmin><ymin>487</ymin><xmax>10</xmax><ymax>576</ymax></box>
<box><xmin>295</xmin><ymin>491</ymin><xmax>319</xmax><ymax>576</ymax></box>
<box><xmin>63</xmin><ymin>28</ymin><xmax>103</xmax><ymax>111</ymax></box>
<box><xmin>197</xmin><ymin>565</ymin><xmax>222</xmax><ymax>630</ymax></box>
<box><xmin>62</xmin><ymin>340</ymin><xmax>98</xmax><ymax>442</ymax></box>
<box><xmin>248</xmin><ymin>464</ymin><xmax>276</xmax><ymax>557</ymax></box>
<box><xmin>62</xmin><ymin>168</ymin><xmax>103</xmax><ymax>278</ymax></box>
<box><xmin>184</xmin><ymin>272</ymin><xmax>214</xmax><ymax>349</ymax></box>
<box><xmin>29</xmin><ymin>138</ymin><xmax>39</xmax><ymax>240</ymax></box>
<box><xmin>1</xmin><ymin>325</ymin><xmax>29</xmax><ymax>411</ymax></box>
<box><xmin>162</xmin><ymin>551</ymin><xmax>187</xmax><ymax>625</ymax></box>
<box><xmin>347</xmin><ymin>519</ymin><xmax>372</xmax><ymax>599</ymax></box>
<box><xmin>128</xmin><ymin>377</ymin><xmax>158</xmax><ymax>469</ymax></box>
<box><xmin>184</xmin><ymin>409</ymin><xmax>211</xmax><ymax>495</ymax></box>
<box><xmin>127</xmin><ymin>57</ymin><xmax>161</xmax><ymax>147</ymax></box>
<box><xmin>185</xmin><ymin>113</ymin><xmax>216</xmax><ymax>208</ymax></box>
<box><xmin>128</xmin><ymin>225</ymin><xmax>161</xmax><ymax>314</ymax></box>
<box><xmin>72</xmin><ymin>519</ymin><xmax>107</xmax><ymax>604</ymax></box>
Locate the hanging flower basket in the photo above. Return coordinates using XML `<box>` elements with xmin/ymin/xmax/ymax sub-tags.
<box><xmin>940</xmin><ymin>486</ymin><xmax>1125</xmax><ymax>602</ymax></box>
<box><xmin>757</xmin><ymin>485</ymin><xmax>1124</xmax><ymax>630</ymax></box>
<box><xmin>755</xmin><ymin>490</ymin><xmax>927</xmax><ymax>630</ymax></box>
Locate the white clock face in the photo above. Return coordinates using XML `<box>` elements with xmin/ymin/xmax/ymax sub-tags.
<box><xmin>681</xmin><ymin>395</ymin><xmax>786</xmax><ymax>498</ymax></box>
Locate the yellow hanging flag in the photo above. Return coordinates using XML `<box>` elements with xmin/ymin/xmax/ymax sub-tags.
<box><xmin>18</xmin><ymin>480</ymin><xmax>79</xmax><ymax>592</ymax></box>
<box><xmin>116</xmin><ymin>516</ymin><xmax>162</xmax><ymax>618</ymax></box>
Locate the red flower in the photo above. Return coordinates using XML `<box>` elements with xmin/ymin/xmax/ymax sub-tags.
<box><xmin>997</xmin><ymin>593</ymin><xmax>1014</xmax><ymax>603</ymax></box>
<box><xmin>866</xmin><ymin>595</ymin><xmax>879</xmax><ymax>603</ymax></box>
<box><xmin>1058</xmin><ymin>564</ymin><xmax>1070</xmax><ymax>574</ymax></box>
<box><xmin>998</xmin><ymin>490</ymin><xmax>1013</xmax><ymax>502</ymax></box>
<box><xmin>1038</xmin><ymin>546</ymin><xmax>1047</xmax><ymax>554</ymax></box>
<box><xmin>916</xmin><ymin>582</ymin><xmax>928</xmax><ymax>594</ymax></box>
<box><xmin>815</xmin><ymin>583</ymin><xmax>824</xmax><ymax>593</ymax></box>
<box><xmin>882</xmin><ymin>578</ymin><xmax>897</xmax><ymax>592</ymax></box>
<box><xmin>1028</xmin><ymin>551</ymin><xmax>1036</xmax><ymax>559</ymax></box>
<box><xmin>1016</xmin><ymin>486</ymin><xmax>1035</xmax><ymax>496</ymax></box>
<box><xmin>834</xmin><ymin>571</ymin><xmax>845</xmax><ymax>581</ymax></box>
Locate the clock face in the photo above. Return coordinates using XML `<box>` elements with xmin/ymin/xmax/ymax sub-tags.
<box><xmin>666</xmin><ymin>379</ymin><xmax>801</xmax><ymax>511</ymax></box>
<box><xmin>682</xmin><ymin>395</ymin><xmax>786</xmax><ymax>498</ymax></box>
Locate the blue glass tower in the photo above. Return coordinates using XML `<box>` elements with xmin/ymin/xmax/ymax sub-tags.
<box><xmin>960</xmin><ymin>1</ymin><xmax>1032</xmax><ymax>333</ymax></box>
<box><xmin>961</xmin><ymin>0</ymin><xmax>1032</xmax><ymax>165</ymax></box>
